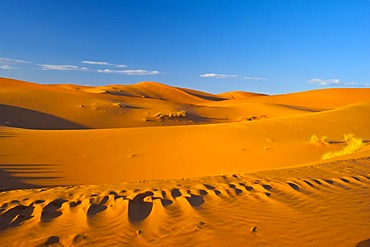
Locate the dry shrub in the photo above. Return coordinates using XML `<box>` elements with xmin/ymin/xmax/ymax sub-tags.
<box><xmin>154</xmin><ymin>112</ymin><xmax>163</xmax><ymax>119</ymax></box>
<box><xmin>310</xmin><ymin>135</ymin><xmax>329</xmax><ymax>145</ymax></box>
<box><xmin>322</xmin><ymin>134</ymin><xmax>365</xmax><ymax>160</ymax></box>
<box><xmin>343</xmin><ymin>132</ymin><xmax>355</xmax><ymax>142</ymax></box>
<box><xmin>169</xmin><ymin>110</ymin><xmax>186</xmax><ymax>118</ymax></box>
<box><xmin>154</xmin><ymin>110</ymin><xmax>186</xmax><ymax>119</ymax></box>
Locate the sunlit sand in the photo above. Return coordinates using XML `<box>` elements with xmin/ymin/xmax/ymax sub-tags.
<box><xmin>0</xmin><ymin>78</ymin><xmax>369</xmax><ymax>246</ymax></box>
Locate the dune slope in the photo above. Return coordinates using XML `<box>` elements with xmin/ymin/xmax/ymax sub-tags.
<box><xmin>1</xmin><ymin>101</ymin><xmax>370</xmax><ymax>188</ymax></box>
<box><xmin>0</xmin><ymin>78</ymin><xmax>370</xmax><ymax>246</ymax></box>
<box><xmin>2</xmin><ymin>78</ymin><xmax>370</xmax><ymax>129</ymax></box>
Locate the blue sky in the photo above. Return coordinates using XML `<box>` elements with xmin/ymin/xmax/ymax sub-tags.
<box><xmin>0</xmin><ymin>0</ymin><xmax>369</xmax><ymax>94</ymax></box>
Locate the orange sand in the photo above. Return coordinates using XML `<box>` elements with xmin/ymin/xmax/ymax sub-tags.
<box><xmin>0</xmin><ymin>77</ymin><xmax>369</xmax><ymax>246</ymax></box>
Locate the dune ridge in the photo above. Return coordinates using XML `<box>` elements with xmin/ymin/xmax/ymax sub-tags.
<box><xmin>2</xmin><ymin>78</ymin><xmax>370</xmax><ymax>129</ymax></box>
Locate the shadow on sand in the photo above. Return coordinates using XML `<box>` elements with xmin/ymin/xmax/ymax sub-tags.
<box><xmin>0</xmin><ymin>164</ymin><xmax>64</xmax><ymax>191</ymax></box>
<box><xmin>0</xmin><ymin>104</ymin><xmax>87</xmax><ymax>129</ymax></box>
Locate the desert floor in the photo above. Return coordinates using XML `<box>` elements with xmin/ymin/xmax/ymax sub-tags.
<box><xmin>0</xmin><ymin>78</ymin><xmax>369</xmax><ymax>246</ymax></box>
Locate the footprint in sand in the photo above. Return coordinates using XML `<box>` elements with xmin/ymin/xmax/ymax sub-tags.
<box><xmin>87</xmin><ymin>196</ymin><xmax>109</xmax><ymax>216</ymax></box>
<box><xmin>203</xmin><ymin>184</ymin><xmax>215</xmax><ymax>190</ymax></box>
<box><xmin>287</xmin><ymin>182</ymin><xmax>300</xmax><ymax>191</ymax></box>
<box><xmin>73</xmin><ymin>234</ymin><xmax>88</xmax><ymax>245</ymax></box>
<box><xmin>41</xmin><ymin>199</ymin><xmax>67</xmax><ymax>222</ymax></box>
<box><xmin>324</xmin><ymin>179</ymin><xmax>334</xmax><ymax>184</ymax></box>
<box><xmin>128</xmin><ymin>191</ymin><xmax>154</xmax><ymax>222</ymax></box>
<box><xmin>303</xmin><ymin>180</ymin><xmax>315</xmax><ymax>188</ymax></box>
<box><xmin>196</xmin><ymin>221</ymin><xmax>206</xmax><ymax>230</ymax></box>
<box><xmin>229</xmin><ymin>184</ymin><xmax>243</xmax><ymax>195</ymax></box>
<box><xmin>312</xmin><ymin>179</ymin><xmax>322</xmax><ymax>185</ymax></box>
<box><xmin>199</xmin><ymin>189</ymin><xmax>208</xmax><ymax>196</ymax></box>
<box><xmin>87</xmin><ymin>204</ymin><xmax>107</xmax><ymax>216</ymax></box>
<box><xmin>108</xmin><ymin>191</ymin><xmax>118</xmax><ymax>196</ymax></box>
<box><xmin>214</xmin><ymin>190</ymin><xmax>221</xmax><ymax>196</ymax></box>
<box><xmin>238</xmin><ymin>182</ymin><xmax>253</xmax><ymax>191</ymax></box>
<box><xmin>185</xmin><ymin>194</ymin><xmax>204</xmax><ymax>207</ymax></box>
<box><xmin>34</xmin><ymin>200</ymin><xmax>45</xmax><ymax>204</ymax></box>
<box><xmin>203</xmin><ymin>184</ymin><xmax>222</xmax><ymax>196</ymax></box>
<box><xmin>41</xmin><ymin>236</ymin><xmax>61</xmax><ymax>247</ymax></box>
<box><xmin>171</xmin><ymin>188</ymin><xmax>182</xmax><ymax>198</ymax></box>
<box><xmin>262</xmin><ymin>184</ymin><xmax>272</xmax><ymax>191</ymax></box>
<box><xmin>0</xmin><ymin>204</ymin><xmax>34</xmax><ymax>230</ymax></box>
<box><xmin>161</xmin><ymin>199</ymin><xmax>173</xmax><ymax>207</ymax></box>
<box><xmin>70</xmin><ymin>200</ymin><xmax>81</xmax><ymax>207</ymax></box>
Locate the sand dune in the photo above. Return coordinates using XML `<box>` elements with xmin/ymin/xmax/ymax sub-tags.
<box><xmin>1</xmin><ymin>101</ymin><xmax>369</xmax><ymax>187</ymax></box>
<box><xmin>2</xmin><ymin>78</ymin><xmax>370</xmax><ymax>129</ymax></box>
<box><xmin>0</xmin><ymin>159</ymin><xmax>369</xmax><ymax>246</ymax></box>
<box><xmin>218</xmin><ymin>91</ymin><xmax>267</xmax><ymax>99</ymax></box>
<box><xmin>0</xmin><ymin>77</ymin><xmax>369</xmax><ymax>246</ymax></box>
<box><xmin>234</xmin><ymin>87</ymin><xmax>370</xmax><ymax>110</ymax></box>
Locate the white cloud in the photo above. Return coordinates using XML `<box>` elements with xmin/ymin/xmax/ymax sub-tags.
<box><xmin>97</xmin><ymin>69</ymin><xmax>159</xmax><ymax>75</ymax></box>
<box><xmin>81</xmin><ymin>60</ymin><xmax>109</xmax><ymax>65</ymax></box>
<box><xmin>81</xmin><ymin>60</ymin><xmax>127</xmax><ymax>68</ymax></box>
<box><xmin>39</xmin><ymin>64</ymin><xmax>157</xmax><ymax>75</ymax></box>
<box><xmin>308</xmin><ymin>78</ymin><xmax>369</xmax><ymax>87</ymax></box>
<box><xmin>200</xmin><ymin>73</ymin><xmax>266</xmax><ymax>80</ymax></box>
<box><xmin>115</xmin><ymin>64</ymin><xmax>128</xmax><ymax>68</ymax></box>
<box><xmin>39</xmin><ymin>64</ymin><xmax>88</xmax><ymax>71</ymax></box>
<box><xmin>0</xmin><ymin>65</ymin><xmax>16</xmax><ymax>70</ymax></box>
<box><xmin>344</xmin><ymin>82</ymin><xmax>356</xmax><ymax>86</ymax></box>
<box><xmin>351</xmin><ymin>82</ymin><xmax>370</xmax><ymax>87</ymax></box>
<box><xmin>0</xmin><ymin>57</ymin><xmax>30</xmax><ymax>64</ymax></box>
<box><xmin>308</xmin><ymin>78</ymin><xmax>341</xmax><ymax>86</ymax></box>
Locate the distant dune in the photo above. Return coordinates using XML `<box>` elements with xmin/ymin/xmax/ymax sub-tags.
<box><xmin>0</xmin><ymin>77</ymin><xmax>369</xmax><ymax>246</ymax></box>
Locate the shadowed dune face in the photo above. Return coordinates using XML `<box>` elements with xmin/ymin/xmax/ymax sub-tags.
<box><xmin>0</xmin><ymin>164</ymin><xmax>64</xmax><ymax>191</ymax></box>
<box><xmin>357</xmin><ymin>239</ymin><xmax>370</xmax><ymax>247</ymax></box>
<box><xmin>0</xmin><ymin>169</ymin><xmax>33</xmax><ymax>191</ymax></box>
<box><xmin>0</xmin><ymin>104</ymin><xmax>87</xmax><ymax>130</ymax></box>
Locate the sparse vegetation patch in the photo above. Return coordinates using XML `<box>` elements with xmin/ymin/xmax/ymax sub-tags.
<box><xmin>310</xmin><ymin>135</ymin><xmax>329</xmax><ymax>145</ymax></box>
<box><xmin>322</xmin><ymin>133</ymin><xmax>365</xmax><ymax>160</ymax></box>
<box><xmin>154</xmin><ymin>110</ymin><xmax>186</xmax><ymax>119</ymax></box>
<box><xmin>310</xmin><ymin>133</ymin><xmax>366</xmax><ymax>159</ymax></box>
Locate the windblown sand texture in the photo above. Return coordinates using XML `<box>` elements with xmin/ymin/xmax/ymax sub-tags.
<box><xmin>0</xmin><ymin>78</ymin><xmax>369</xmax><ymax>246</ymax></box>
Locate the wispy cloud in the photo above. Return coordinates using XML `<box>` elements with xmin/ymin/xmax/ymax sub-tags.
<box><xmin>308</xmin><ymin>78</ymin><xmax>341</xmax><ymax>86</ymax></box>
<box><xmin>0</xmin><ymin>65</ymin><xmax>16</xmax><ymax>70</ymax></box>
<box><xmin>115</xmin><ymin>64</ymin><xmax>128</xmax><ymax>68</ymax></box>
<box><xmin>81</xmin><ymin>60</ymin><xmax>127</xmax><ymax>68</ymax></box>
<box><xmin>0</xmin><ymin>57</ymin><xmax>31</xmax><ymax>64</ymax></box>
<box><xmin>39</xmin><ymin>63</ymin><xmax>158</xmax><ymax>75</ymax></box>
<box><xmin>97</xmin><ymin>69</ymin><xmax>159</xmax><ymax>75</ymax></box>
<box><xmin>200</xmin><ymin>73</ymin><xmax>267</xmax><ymax>80</ymax></box>
<box><xmin>81</xmin><ymin>60</ymin><xmax>109</xmax><ymax>65</ymax></box>
<box><xmin>39</xmin><ymin>64</ymin><xmax>89</xmax><ymax>71</ymax></box>
<box><xmin>308</xmin><ymin>78</ymin><xmax>369</xmax><ymax>87</ymax></box>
